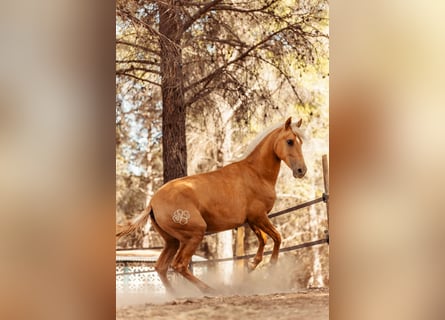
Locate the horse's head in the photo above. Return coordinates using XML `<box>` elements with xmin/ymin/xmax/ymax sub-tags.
<box><xmin>274</xmin><ymin>117</ymin><xmax>307</xmax><ymax>178</ymax></box>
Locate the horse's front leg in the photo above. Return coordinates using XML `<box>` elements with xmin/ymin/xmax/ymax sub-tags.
<box><xmin>255</xmin><ymin>217</ymin><xmax>282</xmax><ymax>264</ymax></box>
<box><xmin>247</xmin><ymin>223</ymin><xmax>268</xmax><ymax>272</ymax></box>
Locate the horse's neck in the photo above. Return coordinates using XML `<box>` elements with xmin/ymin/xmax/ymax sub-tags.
<box><xmin>243</xmin><ymin>129</ymin><xmax>281</xmax><ymax>184</ymax></box>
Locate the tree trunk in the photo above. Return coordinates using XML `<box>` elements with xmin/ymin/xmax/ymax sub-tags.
<box><xmin>235</xmin><ymin>226</ymin><xmax>245</xmax><ymax>268</ymax></box>
<box><xmin>159</xmin><ymin>1</ymin><xmax>187</xmax><ymax>183</ymax></box>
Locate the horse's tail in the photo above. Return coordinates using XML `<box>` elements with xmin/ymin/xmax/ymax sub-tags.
<box><xmin>116</xmin><ymin>205</ymin><xmax>152</xmax><ymax>239</ymax></box>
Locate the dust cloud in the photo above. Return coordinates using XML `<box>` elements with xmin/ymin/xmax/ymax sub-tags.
<box><xmin>117</xmin><ymin>255</ymin><xmax>306</xmax><ymax>307</ymax></box>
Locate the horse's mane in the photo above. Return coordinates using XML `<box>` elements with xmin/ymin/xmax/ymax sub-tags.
<box><xmin>239</xmin><ymin>120</ymin><xmax>305</xmax><ymax>160</ymax></box>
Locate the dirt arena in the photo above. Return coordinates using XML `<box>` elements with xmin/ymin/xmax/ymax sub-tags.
<box><xmin>116</xmin><ymin>288</ymin><xmax>328</xmax><ymax>320</ymax></box>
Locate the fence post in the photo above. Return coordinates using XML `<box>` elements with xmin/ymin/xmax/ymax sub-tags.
<box><xmin>235</xmin><ymin>226</ymin><xmax>245</xmax><ymax>269</ymax></box>
<box><xmin>322</xmin><ymin>154</ymin><xmax>329</xmax><ymax>241</ymax></box>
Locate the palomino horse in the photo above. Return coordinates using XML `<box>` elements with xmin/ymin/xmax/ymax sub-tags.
<box><xmin>116</xmin><ymin>117</ymin><xmax>307</xmax><ymax>294</ymax></box>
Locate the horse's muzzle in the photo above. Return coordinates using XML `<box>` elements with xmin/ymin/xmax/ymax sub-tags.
<box><xmin>293</xmin><ymin>166</ymin><xmax>307</xmax><ymax>178</ymax></box>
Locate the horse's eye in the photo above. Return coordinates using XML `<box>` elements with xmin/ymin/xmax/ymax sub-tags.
<box><xmin>286</xmin><ymin>139</ymin><xmax>294</xmax><ymax>146</ymax></box>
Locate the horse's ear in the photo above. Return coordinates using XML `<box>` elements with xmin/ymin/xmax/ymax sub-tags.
<box><xmin>285</xmin><ymin>117</ymin><xmax>292</xmax><ymax>130</ymax></box>
<box><xmin>296</xmin><ymin>118</ymin><xmax>302</xmax><ymax>128</ymax></box>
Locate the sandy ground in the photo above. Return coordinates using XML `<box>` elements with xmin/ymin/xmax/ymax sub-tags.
<box><xmin>116</xmin><ymin>288</ymin><xmax>328</xmax><ymax>320</ymax></box>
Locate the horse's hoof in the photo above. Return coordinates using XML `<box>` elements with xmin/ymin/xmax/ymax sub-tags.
<box><xmin>269</xmin><ymin>259</ymin><xmax>278</xmax><ymax>267</ymax></box>
<box><xmin>247</xmin><ymin>261</ymin><xmax>257</xmax><ymax>273</ymax></box>
<box><xmin>202</xmin><ymin>286</ymin><xmax>217</xmax><ymax>295</ymax></box>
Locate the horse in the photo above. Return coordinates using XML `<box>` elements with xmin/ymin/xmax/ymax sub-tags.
<box><xmin>116</xmin><ymin>117</ymin><xmax>307</xmax><ymax>294</ymax></box>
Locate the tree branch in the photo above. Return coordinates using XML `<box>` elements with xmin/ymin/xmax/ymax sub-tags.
<box><xmin>185</xmin><ymin>24</ymin><xmax>294</xmax><ymax>93</ymax></box>
<box><xmin>181</xmin><ymin>0</ymin><xmax>224</xmax><ymax>35</ymax></box>
<box><xmin>185</xmin><ymin>86</ymin><xmax>216</xmax><ymax>108</ymax></box>
<box><xmin>116</xmin><ymin>59</ymin><xmax>159</xmax><ymax>66</ymax></box>
<box><xmin>255</xmin><ymin>55</ymin><xmax>303</xmax><ymax>104</ymax></box>
<box><xmin>197</xmin><ymin>36</ymin><xmax>248</xmax><ymax>49</ymax></box>
<box><xmin>118</xmin><ymin>6</ymin><xmax>165</xmax><ymax>42</ymax></box>
<box><xmin>175</xmin><ymin>0</ymin><xmax>225</xmax><ymax>6</ymax></box>
<box><xmin>117</xmin><ymin>66</ymin><xmax>161</xmax><ymax>76</ymax></box>
<box><xmin>212</xmin><ymin>0</ymin><xmax>278</xmax><ymax>13</ymax></box>
<box><xmin>116</xmin><ymin>71</ymin><xmax>161</xmax><ymax>87</ymax></box>
<box><xmin>116</xmin><ymin>40</ymin><xmax>160</xmax><ymax>56</ymax></box>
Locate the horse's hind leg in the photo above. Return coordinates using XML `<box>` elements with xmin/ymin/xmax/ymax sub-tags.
<box><xmin>153</xmin><ymin>207</ymin><xmax>212</xmax><ymax>293</ymax></box>
<box><xmin>150</xmin><ymin>212</ymin><xmax>180</xmax><ymax>294</ymax></box>
<box><xmin>155</xmin><ymin>237</ymin><xmax>179</xmax><ymax>294</ymax></box>
<box><xmin>248</xmin><ymin>223</ymin><xmax>268</xmax><ymax>272</ymax></box>
<box><xmin>171</xmin><ymin>232</ymin><xmax>214</xmax><ymax>293</ymax></box>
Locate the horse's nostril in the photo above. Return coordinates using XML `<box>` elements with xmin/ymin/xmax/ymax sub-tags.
<box><xmin>297</xmin><ymin>168</ymin><xmax>303</xmax><ymax>173</ymax></box>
